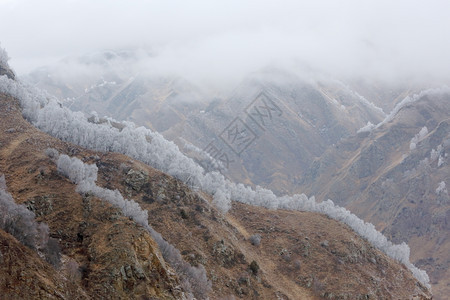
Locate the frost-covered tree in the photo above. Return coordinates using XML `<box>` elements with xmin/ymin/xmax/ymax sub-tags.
<box><xmin>0</xmin><ymin>44</ymin><xmax>15</xmax><ymax>80</ymax></box>
<box><xmin>430</xmin><ymin>145</ymin><xmax>444</xmax><ymax>165</ymax></box>
<box><xmin>56</xmin><ymin>154</ymin><xmax>211</xmax><ymax>298</ymax></box>
<box><xmin>438</xmin><ymin>155</ymin><xmax>445</xmax><ymax>167</ymax></box>
<box><xmin>0</xmin><ymin>45</ymin><xmax>9</xmax><ymax>66</ymax></box>
<box><xmin>1</xmin><ymin>174</ymin><xmax>42</xmax><ymax>249</ymax></box>
<box><xmin>410</xmin><ymin>126</ymin><xmax>428</xmax><ymax>151</ymax></box>
<box><xmin>249</xmin><ymin>234</ymin><xmax>261</xmax><ymax>246</ymax></box>
<box><xmin>436</xmin><ymin>181</ymin><xmax>447</xmax><ymax>195</ymax></box>
<box><xmin>0</xmin><ymin>43</ymin><xmax>9</xmax><ymax>65</ymax></box>
<box><xmin>357</xmin><ymin>121</ymin><xmax>375</xmax><ymax>133</ymax></box>
<box><xmin>376</xmin><ymin>88</ymin><xmax>450</xmax><ymax>130</ymax></box>
<box><xmin>0</xmin><ymin>174</ymin><xmax>59</xmax><ymax>265</ymax></box>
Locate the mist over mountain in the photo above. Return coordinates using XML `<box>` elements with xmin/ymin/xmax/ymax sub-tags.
<box><xmin>3</xmin><ymin>0</ymin><xmax>450</xmax><ymax>89</ymax></box>
<box><xmin>21</xmin><ymin>50</ymin><xmax>419</xmax><ymax>192</ymax></box>
<box><xmin>1</xmin><ymin>1</ymin><xmax>450</xmax><ymax>298</ymax></box>
<box><xmin>20</xmin><ymin>46</ymin><xmax>450</xmax><ymax>298</ymax></box>
<box><xmin>1</xmin><ymin>46</ymin><xmax>433</xmax><ymax>299</ymax></box>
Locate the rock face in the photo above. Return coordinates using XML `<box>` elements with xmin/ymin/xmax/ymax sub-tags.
<box><xmin>299</xmin><ymin>91</ymin><xmax>450</xmax><ymax>299</ymax></box>
<box><xmin>0</xmin><ymin>88</ymin><xmax>432</xmax><ymax>299</ymax></box>
<box><xmin>125</xmin><ymin>168</ymin><xmax>149</xmax><ymax>193</ymax></box>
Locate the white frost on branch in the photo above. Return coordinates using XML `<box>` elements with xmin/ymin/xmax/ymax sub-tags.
<box><xmin>56</xmin><ymin>154</ymin><xmax>211</xmax><ymax>299</ymax></box>
<box><xmin>430</xmin><ymin>145</ymin><xmax>444</xmax><ymax>167</ymax></box>
<box><xmin>380</xmin><ymin>88</ymin><xmax>450</xmax><ymax>129</ymax></box>
<box><xmin>410</xmin><ymin>127</ymin><xmax>428</xmax><ymax>151</ymax></box>
<box><xmin>180</xmin><ymin>137</ymin><xmax>225</xmax><ymax>172</ymax></box>
<box><xmin>0</xmin><ymin>174</ymin><xmax>52</xmax><ymax>254</ymax></box>
<box><xmin>335</xmin><ymin>81</ymin><xmax>386</xmax><ymax>117</ymax></box>
<box><xmin>436</xmin><ymin>181</ymin><xmax>447</xmax><ymax>195</ymax></box>
<box><xmin>359</xmin><ymin>87</ymin><xmax>450</xmax><ymax>133</ymax></box>
<box><xmin>438</xmin><ymin>155</ymin><xmax>445</xmax><ymax>167</ymax></box>
<box><xmin>0</xmin><ymin>43</ymin><xmax>9</xmax><ymax>66</ymax></box>
<box><xmin>357</xmin><ymin>121</ymin><xmax>375</xmax><ymax>133</ymax></box>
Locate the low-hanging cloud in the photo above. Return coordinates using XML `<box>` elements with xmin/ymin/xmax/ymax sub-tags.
<box><xmin>1</xmin><ymin>0</ymin><xmax>450</xmax><ymax>90</ymax></box>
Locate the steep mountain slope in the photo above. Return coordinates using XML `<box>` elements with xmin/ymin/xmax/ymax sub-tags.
<box><xmin>24</xmin><ymin>50</ymin><xmax>208</xmax><ymax>133</ymax></box>
<box><xmin>171</xmin><ymin>70</ymin><xmax>387</xmax><ymax>193</ymax></box>
<box><xmin>1</xmin><ymin>95</ymin><xmax>183</xmax><ymax>299</ymax></box>
<box><xmin>1</xmin><ymin>64</ymin><xmax>431</xmax><ymax>298</ymax></box>
<box><xmin>299</xmin><ymin>89</ymin><xmax>450</xmax><ymax>299</ymax></box>
<box><xmin>26</xmin><ymin>60</ymin><xmax>389</xmax><ymax>194</ymax></box>
<box><xmin>0</xmin><ymin>229</ymin><xmax>88</xmax><ymax>299</ymax></box>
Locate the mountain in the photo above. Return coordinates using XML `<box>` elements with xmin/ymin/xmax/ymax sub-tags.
<box><xmin>1</xmin><ymin>52</ymin><xmax>432</xmax><ymax>299</ymax></box>
<box><xmin>168</xmin><ymin>69</ymin><xmax>389</xmax><ymax>193</ymax></box>
<box><xmin>298</xmin><ymin>88</ymin><xmax>450</xmax><ymax>299</ymax></box>
<box><xmin>25</xmin><ymin>56</ymin><xmax>393</xmax><ymax>194</ymax></box>
<box><xmin>23</xmin><ymin>50</ymin><xmax>208</xmax><ymax>133</ymax></box>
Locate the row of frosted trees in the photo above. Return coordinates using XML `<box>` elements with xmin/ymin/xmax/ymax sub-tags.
<box><xmin>0</xmin><ymin>55</ymin><xmax>434</xmax><ymax>286</ymax></box>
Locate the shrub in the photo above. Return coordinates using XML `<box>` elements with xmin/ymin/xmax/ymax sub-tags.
<box><xmin>0</xmin><ymin>174</ymin><xmax>60</xmax><ymax>266</ymax></box>
<box><xmin>45</xmin><ymin>148</ymin><xmax>60</xmax><ymax>160</ymax></box>
<box><xmin>249</xmin><ymin>260</ymin><xmax>259</xmax><ymax>275</ymax></box>
<box><xmin>44</xmin><ymin>238</ymin><xmax>61</xmax><ymax>267</ymax></box>
<box><xmin>180</xmin><ymin>209</ymin><xmax>188</xmax><ymax>219</ymax></box>
<box><xmin>249</xmin><ymin>234</ymin><xmax>261</xmax><ymax>246</ymax></box>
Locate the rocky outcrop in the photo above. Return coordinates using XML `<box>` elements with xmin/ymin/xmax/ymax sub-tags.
<box><xmin>124</xmin><ymin>168</ymin><xmax>149</xmax><ymax>193</ymax></box>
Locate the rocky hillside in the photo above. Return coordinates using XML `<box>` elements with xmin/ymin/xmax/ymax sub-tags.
<box><xmin>0</xmin><ymin>229</ymin><xmax>89</xmax><ymax>299</ymax></box>
<box><xmin>1</xmin><ymin>69</ymin><xmax>431</xmax><ymax>298</ymax></box>
<box><xmin>298</xmin><ymin>89</ymin><xmax>450</xmax><ymax>299</ymax></box>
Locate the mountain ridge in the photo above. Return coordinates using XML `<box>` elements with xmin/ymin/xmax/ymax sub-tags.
<box><xmin>0</xmin><ymin>52</ymin><xmax>433</xmax><ymax>299</ymax></box>
<box><xmin>298</xmin><ymin>89</ymin><xmax>450</xmax><ymax>299</ymax></box>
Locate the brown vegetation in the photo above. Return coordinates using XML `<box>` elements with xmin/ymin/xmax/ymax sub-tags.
<box><xmin>0</xmin><ymin>92</ymin><xmax>431</xmax><ymax>299</ymax></box>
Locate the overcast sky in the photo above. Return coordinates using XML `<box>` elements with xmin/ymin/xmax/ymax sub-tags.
<box><xmin>1</xmin><ymin>0</ymin><xmax>450</xmax><ymax>88</ymax></box>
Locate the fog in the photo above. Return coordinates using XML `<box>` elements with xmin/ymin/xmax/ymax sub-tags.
<box><xmin>1</xmin><ymin>0</ymin><xmax>450</xmax><ymax>90</ymax></box>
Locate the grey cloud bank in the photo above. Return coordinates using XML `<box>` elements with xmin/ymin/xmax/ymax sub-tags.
<box><xmin>1</xmin><ymin>0</ymin><xmax>450</xmax><ymax>89</ymax></box>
